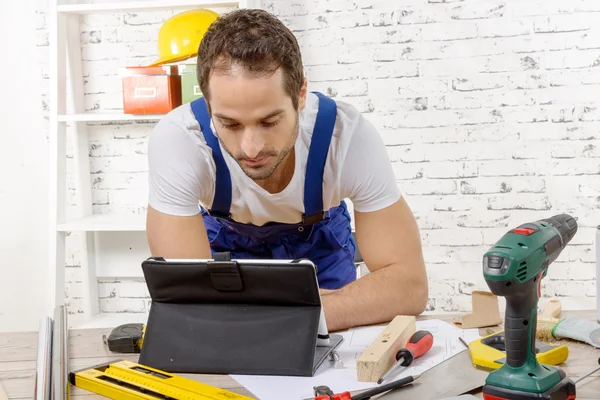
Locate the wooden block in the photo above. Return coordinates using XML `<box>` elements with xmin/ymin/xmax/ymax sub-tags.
<box><xmin>540</xmin><ymin>298</ymin><xmax>562</xmax><ymax>319</ymax></box>
<box><xmin>356</xmin><ymin>315</ymin><xmax>416</xmax><ymax>382</ymax></box>
<box><xmin>454</xmin><ymin>291</ymin><xmax>502</xmax><ymax>329</ymax></box>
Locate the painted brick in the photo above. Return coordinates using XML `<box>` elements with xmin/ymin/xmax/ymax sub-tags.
<box><xmin>266</xmin><ymin>1</ymin><xmax>308</xmax><ymax>16</ymax></box>
<box><xmin>425</xmin><ymin>229</ymin><xmax>484</xmax><ymax>246</ymax></box>
<box><xmin>371</xmin><ymin>97</ymin><xmax>429</xmax><ymax>114</ymax></box>
<box><xmin>545</xmin><ymin>49</ymin><xmax>600</xmax><ymax>70</ymax></box>
<box><xmin>400</xmin><ymin>179</ymin><xmax>458</xmax><ymax>195</ymax></box>
<box><xmin>369</xmin><ymin>77</ymin><xmax>449</xmax><ymax>97</ymax></box>
<box><xmin>419</xmin><ymin>57</ymin><xmax>489</xmax><ymax>77</ymax></box>
<box><xmin>424</xmin><ymin>162</ymin><xmax>478</xmax><ymax>179</ymax></box>
<box><xmin>451</xmin><ymin>75</ymin><xmax>506</xmax><ymax>91</ymax></box>
<box><xmin>370</xmin><ymin>61</ymin><xmax>419</xmax><ymax>79</ymax></box>
<box><xmin>393</xmin><ymin>6</ymin><xmax>445</xmax><ymax>25</ymax></box>
<box><xmin>464</xmin><ymin>124</ymin><xmax>519</xmax><ymax>142</ymax></box>
<box><xmin>421</xmin><ymin>21</ymin><xmax>478</xmax><ymax>41</ymax></box>
<box><xmin>309</xmin><ymin>80</ymin><xmax>368</xmax><ymax>97</ymax></box>
<box><xmin>450</xmin><ymin>1</ymin><xmax>506</xmax><ymax>20</ymax></box>
<box><xmin>304</xmin><ymin>64</ymin><xmax>366</xmax><ymax>81</ymax></box>
<box><xmin>417</xmin><ymin>127</ymin><xmax>467</xmax><ymax>144</ymax></box>
<box><xmin>89</xmin><ymin>155</ymin><xmax>149</xmax><ymax>174</ymax></box>
<box><xmin>507</xmin><ymin>73</ymin><xmax>548</xmax><ymax>90</ymax></box>
<box><xmin>485</xmin><ymin>54</ymin><xmax>544</xmax><ymax>73</ymax></box>
<box><xmin>456</xmin><ymin>212</ymin><xmax>510</xmax><ymax>228</ymax></box>
<box><xmin>311</xmin><ymin>0</ymin><xmax>358</xmax><ymax>14</ymax></box>
<box><xmin>510</xmin><ymin>0</ymin><xmax>573</xmax><ymax>17</ymax></box>
<box><xmin>337</xmin><ymin>47</ymin><xmax>366</xmax><ymax>64</ymax></box>
<box><xmin>415</xmin><ymin>212</ymin><xmax>458</xmax><ymax>230</ymax></box>
<box><xmin>477</xmin><ymin>20</ymin><xmax>532</xmax><ymax>38</ymax></box>
<box><xmin>549</xmin><ymin>158</ymin><xmax>600</xmax><ymax>175</ymax></box>
<box><xmin>302</xmin><ymin>46</ymin><xmax>339</xmax><ymax>67</ymax></box>
<box><xmin>428</xmin><ymin>281</ymin><xmax>457</xmax><ymax>299</ymax></box>
<box><xmin>479</xmin><ymin>160</ymin><xmax>546</xmax><ymax>177</ymax></box>
<box><xmin>433</xmin><ymin>194</ymin><xmax>486</xmax><ymax>212</ymax></box>
<box><xmin>370</xmin><ymin>11</ymin><xmax>394</xmax><ymax>27</ymax></box>
<box><xmin>487</xmin><ymin>194</ymin><xmax>551</xmax><ymax>210</ymax></box>
<box><xmin>371</xmin><ymin>46</ymin><xmax>397</xmax><ymax>62</ymax></box>
<box><xmin>279</xmin><ymin>15</ymin><xmax>328</xmax><ymax>32</ymax></box>
<box><xmin>575</xmin><ymin>0</ymin><xmax>600</xmax><ymax>12</ymax></box>
<box><xmin>296</xmin><ymin>29</ymin><xmax>344</xmax><ymax>47</ymax></box>
<box><xmin>422</xmin><ymin>246</ymin><xmax>458</xmax><ymax>265</ymax></box>
<box><xmin>92</xmin><ymin>172</ymin><xmax>148</xmax><ymax>190</ymax></box>
<box><xmin>379</xmin><ymin>129</ymin><xmax>414</xmax><ymax>146</ymax></box>
<box><xmin>378</xmin><ymin>25</ymin><xmax>422</xmax><ymax>44</ymax></box>
<box><xmin>533</xmin><ymin>15</ymin><xmax>591</xmax><ymax>33</ymax></box>
<box><xmin>100</xmin><ymin>298</ymin><xmax>147</xmax><ymax>313</ymax></box>
<box><xmin>462</xmin><ymin>177</ymin><xmax>546</xmax><ymax>195</ymax></box>
<box><xmin>392</xmin><ymin>162</ymin><xmax>424</xmax><ymax>179</ymax></box>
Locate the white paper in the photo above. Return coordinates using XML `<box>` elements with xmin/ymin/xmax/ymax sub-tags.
<box><xmin>230</xmin><ymin>319</ymin><xmax>482</xmax><ymax>400</ymax></box>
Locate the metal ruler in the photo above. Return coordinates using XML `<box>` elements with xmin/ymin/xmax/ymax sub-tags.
<box><xmin>69</xmin><ymin>359</ymin><xmax>255</xmax><ymax>400</ymax></box>
<box><xmin>377</xmin><ymin>349</ymin><xmax>489</xmax><ymax>398</ymax></box>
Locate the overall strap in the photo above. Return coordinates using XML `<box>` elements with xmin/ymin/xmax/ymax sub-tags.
<box><xmin>303</xmin><ymin>92</ymin><xmax>337</xmax><ymax>225</ymax></box>
<box><xmin>190</xmin><ymin>97</ymin><xmax>232</xmax><ymax>218</ymax></box>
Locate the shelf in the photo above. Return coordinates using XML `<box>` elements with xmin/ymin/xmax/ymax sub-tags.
<box><xmin>58</xmin><ymin>0</ymin><xmax>239</xmax><ymax>13</ymax></box>
<box><xmin>58</xmin><ymin>112</ymin><xmax>164</xmax><ymax>122</ymax></box>
<box><xmin>58</xmin><ymin>213</ymin><xmax>146</xmax><ymax>232</ymax></box>
<box><xmin>73</xmin><ymin>311</ymin><xmax>149</xmax><ymax>329</ymax></box>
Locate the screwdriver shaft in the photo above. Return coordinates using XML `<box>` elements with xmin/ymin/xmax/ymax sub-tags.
<box><xmin>377</xmin><ymin>357</ymin><xmax>405</xmax><ymax>384</ymax></box>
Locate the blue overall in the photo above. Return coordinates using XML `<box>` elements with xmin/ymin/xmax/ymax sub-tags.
<box><xmin>189</xmin><ymin>92</ymin><xmax>357</xmax><ymax>290</ymax></box>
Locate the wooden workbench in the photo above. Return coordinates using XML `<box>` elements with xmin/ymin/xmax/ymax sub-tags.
<box><xmin>1</xmin><ymin>311</ymin><xmax>598</xmax><ymax>399</ymax></box>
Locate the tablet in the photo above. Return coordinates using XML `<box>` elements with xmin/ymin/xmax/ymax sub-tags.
<box><xmin>144</xmin><ymin>257</ymin><xmax>331</xmax><ymax>347</ymax></box>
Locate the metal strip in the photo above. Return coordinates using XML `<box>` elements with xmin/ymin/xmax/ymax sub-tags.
<box><xmin>34</xmin><ymin>316</ymin><xmax>52</xmax><ymax>400</ymax></box>
<box><xmin>52</xmin><ymin>305</ymin><xmax>69</xmax><ymax>400</ymax></box>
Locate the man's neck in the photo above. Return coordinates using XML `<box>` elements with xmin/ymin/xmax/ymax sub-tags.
<box><xmin>255</xmin><ymin>148</ymin><xmax>295</xmax><ymax>194</ymax></box>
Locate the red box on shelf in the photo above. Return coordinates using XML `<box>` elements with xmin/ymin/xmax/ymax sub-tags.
<box><xmin>122</xmin><ymin>65</ymin><xmax>181</xmax><ymax>114</ymax></box>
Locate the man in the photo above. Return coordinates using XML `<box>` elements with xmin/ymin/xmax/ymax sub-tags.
<box><xmin>146</xmin><ymin>9</ymin><xmax>428</xmax><ymax>332</ymax></box>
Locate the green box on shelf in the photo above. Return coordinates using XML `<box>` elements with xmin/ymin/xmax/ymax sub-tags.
<box><xmin>178</xmin><ymin>64</ymin><xmax>202</xmax><ymax>104</ymax></box>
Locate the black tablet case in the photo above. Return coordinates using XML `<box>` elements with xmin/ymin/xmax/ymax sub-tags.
<box><xmin>138</xmin><ymin>253</ymin><xmax>343</xmax><ymax>377</ymax></box>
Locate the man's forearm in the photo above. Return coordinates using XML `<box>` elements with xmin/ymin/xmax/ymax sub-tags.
<box><xmin>321</xmin><ymin>264</ymin><xmax>428</xmax><ymax>332</ymax></box>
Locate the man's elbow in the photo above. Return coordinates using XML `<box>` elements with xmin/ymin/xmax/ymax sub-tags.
<box><xmin>401</xmin><ymin>262</ymin><xmax>429</xmax><ymax>316</ymax></box>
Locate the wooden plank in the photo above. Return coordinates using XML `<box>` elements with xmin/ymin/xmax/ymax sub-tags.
<box><xmin>0</xmin><ymin>332</ymin><xmax>38</xmax><ymax>363</ymax></box>
<box><xmin>356</xmin><ymin>315</ymin><xmax>416</xmax><ymax>382</ymax></box>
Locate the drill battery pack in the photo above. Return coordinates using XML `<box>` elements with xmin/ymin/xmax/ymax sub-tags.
<box><xmin>483</xmin><ymin>369</ymin><xmax>576</xmax><ymax>400</ymax></box>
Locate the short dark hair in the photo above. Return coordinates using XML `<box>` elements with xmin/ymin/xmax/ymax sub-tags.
<box><xmin>196</xmin><ymin>9</ymin><xmax>305</xmax><ymax>109</ymax></box>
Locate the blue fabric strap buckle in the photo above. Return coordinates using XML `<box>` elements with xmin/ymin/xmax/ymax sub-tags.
<box><xmin>302</xmin><ymin>92</ymin><xmax>337</xmax><ymax>224</ymax></box>
<box><xmin>190</xmin><ymin>97</ymin><xmax>232</xmax><ymax>219</ymax></box>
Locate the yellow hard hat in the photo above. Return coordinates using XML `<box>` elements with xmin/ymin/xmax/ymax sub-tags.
<box><xmin>149</xmin><ymin>9</ymin><xmax>219</xmax><ymax>66</ymax></box>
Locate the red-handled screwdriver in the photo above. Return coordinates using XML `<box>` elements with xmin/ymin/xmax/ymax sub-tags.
<box><xmin>377</xmin><ymin>330</ymin><xmax>434</xmax><ymax>385</ymax></box>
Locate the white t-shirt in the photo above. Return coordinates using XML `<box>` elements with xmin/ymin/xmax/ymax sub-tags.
<box><xmin>147</xmin><ymin>92</ymin><xmax>401</xmax><ymax>226</ymax></box>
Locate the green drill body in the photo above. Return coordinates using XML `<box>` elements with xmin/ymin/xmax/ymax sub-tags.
<box><xmin>482</xmin><ymin>214</ymin><xmax>578</xmax><ymax>400</ymax></box>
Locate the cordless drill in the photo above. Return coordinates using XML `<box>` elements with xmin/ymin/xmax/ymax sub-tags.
<box><xmin>482</xmin><ymin>214</ymin><xmax>578</xmax><ymax>400</ymax></box>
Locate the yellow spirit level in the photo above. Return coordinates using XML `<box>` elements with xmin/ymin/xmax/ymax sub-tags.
<box><xmin>467</xmin><ymin>330</ymin><xmax>569</xmax><ymax>371</ymax></box>
<box><xmin>69</xmin><ymin>359</ymin><xmax>254</xmax><ymax>400</ymax></box>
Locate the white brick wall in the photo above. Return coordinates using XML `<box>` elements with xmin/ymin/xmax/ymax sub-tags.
<box><xmin>35</xmin><ymin>0</ymin><xmax>600</xmax><ymax>325</ymax></box>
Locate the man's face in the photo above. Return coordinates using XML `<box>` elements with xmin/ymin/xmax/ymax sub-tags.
<box><xmin>207</xmin><ymin>63</ymin><xmax>306</xmax><ymax>181</ymax></box>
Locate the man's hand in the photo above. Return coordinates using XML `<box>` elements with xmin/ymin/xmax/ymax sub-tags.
<box><xmin>321</xmin><ymin>197</ymin><xmax>428</xmax><ymax>332</ymax></box>
<box><xmin>146</xmin><ymin>205</ymin><xmax>212</xmax><ymax>258</ymax></box>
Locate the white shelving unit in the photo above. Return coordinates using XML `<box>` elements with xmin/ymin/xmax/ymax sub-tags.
<box><xmin>48</xmin><ymin>0</ymin><xmax>261</xmax><ymax>328</ymax></box>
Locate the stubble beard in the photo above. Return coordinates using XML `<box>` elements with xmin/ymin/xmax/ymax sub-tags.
<box><xmin>222</xmin><ymin>114</ymin><xmax>299</xmax><ymax>181</ymax></box>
